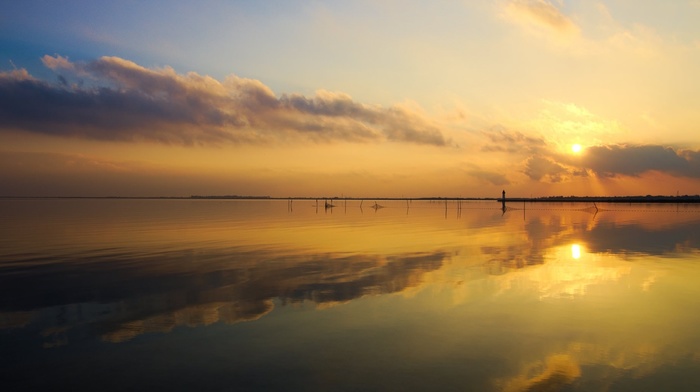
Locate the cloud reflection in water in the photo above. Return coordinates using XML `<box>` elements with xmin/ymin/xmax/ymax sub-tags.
<box><xmin>1</xmin><ymin>199</ymin><xmax>700</xmax><ymax>391</ymax></box>
<box><xmin>0</xmin><ymin>246</ymin><xmax>446</xmax><ymax>344</ymax></box>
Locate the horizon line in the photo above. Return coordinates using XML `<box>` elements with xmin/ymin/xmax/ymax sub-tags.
<box><xmin>2</xmin><ymin>195</ymin><xmax>700</xmax><ymax>203</ymax></box>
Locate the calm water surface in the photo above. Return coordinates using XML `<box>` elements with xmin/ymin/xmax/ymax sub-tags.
<box><xmin>1</xmin><ymin>199</ymin><xmax>700</xmax><ymax>391</ymax></box>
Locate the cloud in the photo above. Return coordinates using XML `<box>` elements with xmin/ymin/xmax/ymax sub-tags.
<box><xmin>501</xmin><ymin>354</ymin><xmax>581</xmax><ymax>392</ymax></box>
<box><xmin>468</xmin><ymin>169</ymin><xmax>511</xmax><ymax>186</ymax></box>
<box><xmin>524</xmin><ymin>155</ymin><xmax>568</xmax><ymax>182</ymax></box>
<box><xmin>41</xmin><ymin>54</ymin><xmax>76</xmax><ymax>72</ymax></box>
<box><xmin>504</xmin><ymin>0</ymin><xmax>579</xmax><ymax>36</ymax></box>
<box><xmin>582</xmin><ymin>144</ymin><xmax>700</xmax><ymax>178</ymax></box>
<box><xmin>481</xmin><ymin>127</ymin><xmax>546</xmax><ymax>154</ymax></box>
<box><xmin>0</xmin><ymin>55</ymin><xmax>449</xmax><ymax>147</ymax></box>
<box><xmin>0</xmin><ymin>69</ymin><xmax>33</xmax><ymax>82</ymax></box>
<box><xmin>480</xmin><ymin>118</ymin><xmax>700</xmax><ymax>184</ymax></box>
<box><xmin>517</xmin><ymin>143</ymin><xmax>700</xmax><ymax>186</ymax></box>
<box><xmin>533</xmin><ymin>100</ymin><xmax>621</xmax><ymax>142</ymax></box>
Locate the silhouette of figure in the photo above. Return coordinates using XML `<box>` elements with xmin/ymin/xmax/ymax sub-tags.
<box><xmin>501</xmin><ymin>190</ymin><xmax>506</xmax><ymax>212</ymax></box>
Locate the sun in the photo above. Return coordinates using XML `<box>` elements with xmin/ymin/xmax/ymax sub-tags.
<box><xmin>571</xmin><ymin>144</ymin><xmax>582</xmax><ymax>154</ymax></box>
<box><xmin>571</xmin><ymin>243</ymin><xmax>582</xmax><ymax>259</ymax></box>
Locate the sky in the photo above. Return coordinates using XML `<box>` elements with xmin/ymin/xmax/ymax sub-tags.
<box><xmin>2</xmin><ymin>0</ymin><xmax>700</xmax><ymax>198</ymax></box>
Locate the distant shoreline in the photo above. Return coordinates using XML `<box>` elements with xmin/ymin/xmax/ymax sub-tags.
<box><xmin>1</xmin><ymin>195</ymin><xmax>699</xmax><ymax>203</ymax></box>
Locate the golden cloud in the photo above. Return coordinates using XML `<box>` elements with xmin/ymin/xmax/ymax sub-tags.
<box><xmin>504</xmin><ymin>0</ymin><xmax>580</xmax><ymax>36</ymax></box>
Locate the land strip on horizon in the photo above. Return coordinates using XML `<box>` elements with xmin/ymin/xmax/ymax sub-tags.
<box><xmin>2</xmin><ymin>195</ymin><xmax>700</xmax><ymax>203</ymax></box>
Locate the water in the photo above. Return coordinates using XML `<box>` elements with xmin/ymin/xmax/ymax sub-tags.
<box><xmin>1</xmin><ymin>198</ymin><xmax>699</xmax><ymax>391</ymax></box>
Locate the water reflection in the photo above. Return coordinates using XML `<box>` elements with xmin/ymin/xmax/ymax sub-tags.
<box><xmin>0</xmin><ymin>247</ymin><xmax>446</xmax><ymax>344</ymax></box>
<box><xmin>499</xmin><ymin>354</ymin><xmax>581</xmax><ymax>392</ymax></box>
<box><xmin>1</xmin><ymin>199</ymin><xmax>700</xmax><ymax>391</ymax></box>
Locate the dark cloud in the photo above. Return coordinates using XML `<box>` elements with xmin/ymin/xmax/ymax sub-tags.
<box><xmin>0</xmin><ymin>65</ymin><xmax>242</xmax><ymax>145</ymax></box>
<box><xmin>515</xmin><ymin>143</ymin><xmax>700</xmax><ymax>184</ymax></box>
<box><xmin>571</xmin><ymin>168</ymin><xmax>589</xmax><ymax>177</ymax></box>
<box><xmin>479</xmin><ymin>125</ymin><xmax>700</xmax><ymax>183</ymax></box>
<box><xmin>582</xmin><ymin>144</ymin><xmax>700</xmax><ymax>179</ymax></box>
<box><xmin>0</xmin><ymin>55</ymin><xmax>449</xmax><ymax>146</ymax></box>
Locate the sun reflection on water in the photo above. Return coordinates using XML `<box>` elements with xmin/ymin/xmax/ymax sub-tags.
<box><xmin>2</xmin><ymin>199</ymin><xmax>700</xmax><ymax>391</ymax></box>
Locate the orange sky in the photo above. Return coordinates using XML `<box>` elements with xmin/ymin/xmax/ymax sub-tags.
<box><xmin>2</xmin><ymin>1</ymin><xmax>700</xmax><ymax>197</ymax></box>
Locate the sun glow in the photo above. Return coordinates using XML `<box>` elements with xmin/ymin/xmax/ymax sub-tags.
<box><xmin>571</xmin><ymin>144</ymin><xmax>582</xmax><ymax>154</ymax></box>
<box><xmin>571</xmin><ymin>244</ymin><xmax>582</xmax><ymax>259</ymax></box>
